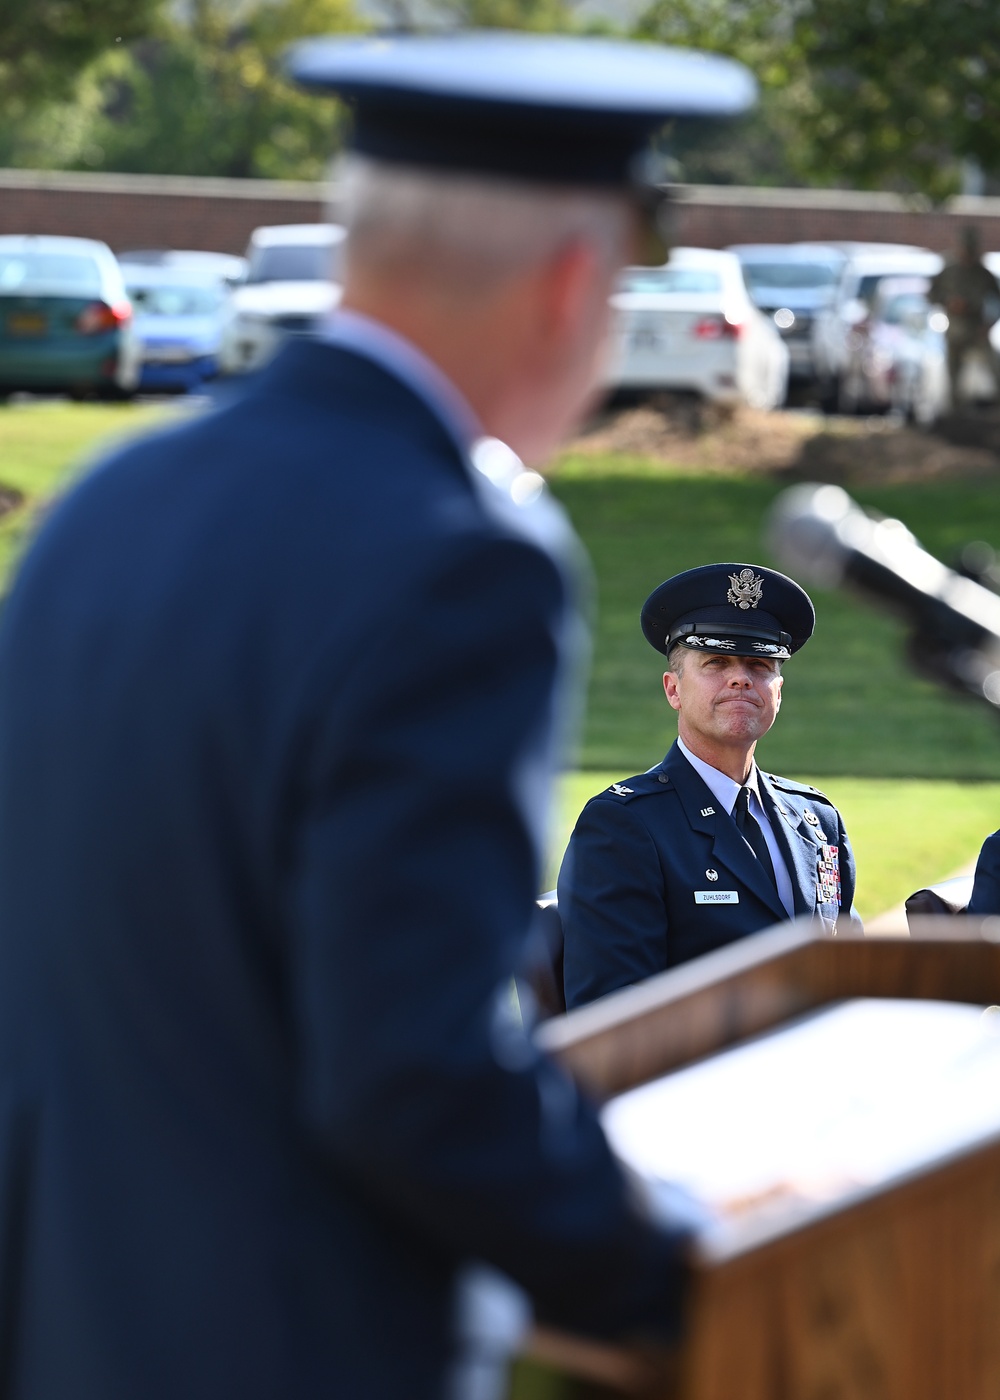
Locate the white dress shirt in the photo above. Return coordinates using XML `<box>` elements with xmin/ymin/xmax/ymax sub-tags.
<box><xmin>677</xmin><ymin>738</ymin><xmax>795</xmax><ymax>918</ymax></box>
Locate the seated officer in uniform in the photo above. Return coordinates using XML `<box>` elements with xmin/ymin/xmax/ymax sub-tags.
<box><xmin>560</xmin><ymin>562</ymin><xmax>862</xmax><ymax>1009</ymax></box>
<box><xmin>0</xmin><ymin>31</ymin><xmax>758</xmax><ymax>1400</ymax></box>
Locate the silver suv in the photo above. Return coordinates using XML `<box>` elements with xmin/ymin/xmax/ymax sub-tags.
<box><xmin>218</xmin><ymin>224</ymin><xmax>345</xmax><ymax>375</ymax></box>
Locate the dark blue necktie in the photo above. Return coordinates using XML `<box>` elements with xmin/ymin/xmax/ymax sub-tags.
<box><xmin>734</xmin><ymin>785</ymin><xmax>777</xmax><ymax>890</ymax></box>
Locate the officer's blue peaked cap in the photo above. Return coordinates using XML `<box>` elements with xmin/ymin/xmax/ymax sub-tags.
<box><xmin>286</xmin><ymin>32</ymin><xmax>756</xmax><ymax>188</ymax></box>
<box><xmin>642</xmin><ymin>563</ymin><xmax>815</xmax><ymax>662</ymax></box>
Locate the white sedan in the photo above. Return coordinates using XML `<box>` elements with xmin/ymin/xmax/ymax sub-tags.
<box><xmin>605</xmin><ymin>248</ymin><xmax>790</xmax><ymax>409</ymax></box>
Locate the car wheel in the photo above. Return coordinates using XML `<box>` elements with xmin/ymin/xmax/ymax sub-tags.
<box><xmin>837</xmin><ymin>369</ymin><xmax>865</xmax><ymax>415</ymax></box>
<box><xmin>911</xmin><ymin>376</ymin><xmax>937</xmax><ymax>428</ymax></box>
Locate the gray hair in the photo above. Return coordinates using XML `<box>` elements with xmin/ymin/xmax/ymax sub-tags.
<box><xmin>666</xmin><ymin>642</ymin><xmax>687</xmax><ymax>675</ymax></box>
<box><xmin>336</xmin><ymin>154</ymin><xmax>634</xmax><ymax>294</ymax></box>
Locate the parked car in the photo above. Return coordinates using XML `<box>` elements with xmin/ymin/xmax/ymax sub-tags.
<box><xmin>123</xmin><ymin>267</ymin><xmax>228</xmax><ymax>394</ymax></box>
<box><xmin>118</xmin><ymin>249</ymin><xmax>247</xmax><ymax>285</ymax></box>
<box><xmin>728</xmin><ymin>243</ymin><xmax>845</xmax><ymax>381</ymax></box>
<box><xmin>838</xmin><ymin>277</ymin><xmax>948</xmax><ymax>421</ymax></box>
<box><xmin>218</xmin><ymin>224</ymin><xmax>344</xmax><ymax>375</ymax></box>
<box><xmin>982</xmin><ymin>252</ymin><xmax>1000</xmax><ymax>364</ymax></box>
<box><xmin>605</xmin><ymin>247</ymin><xmax>790</xmax><ymax>410</ymax></box>
<box><xmin>810</xmin><ymin>245</ymin><xmax>942</xmax><ymax>411</ymax></box>
<box><xmin>0</xmin><ymin>234</ymin><xmax>140</xmax><ymax>399</ymax></box>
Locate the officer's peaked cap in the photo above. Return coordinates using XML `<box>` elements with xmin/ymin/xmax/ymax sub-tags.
<box><xmin>286</xmin><ymin>32</ymin><xmax>756</xmax><ymax>187</ymax></box>
<box><xmin>642</xmin><ymin>563</ymin><xmax>815</xmax><ymax>661</ymax></box>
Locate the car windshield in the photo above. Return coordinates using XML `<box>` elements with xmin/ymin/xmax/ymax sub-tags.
<box><xmin>620</xmin><ymin>268</ymin><xmax>722</xmax><ymax>294</ymax></box>
<box><xmin>245</xmin><ymin>242</ymin><xmax>341</xmax><ymax>284</ymax></box>
<box><xmin>880</xmin><ymin>293</ymin><xmax>929</xmax><ymax>325</ymax></box>
<box><xmin>0</xmin><ymin>252</ymin><xmax>103</xmax><ymax>296</ymax></box>
<box><xmin>855</xmin><ymin>272</ymin><xmax>920</xmax><ymax>303</ymax></box>
<box><xmin>741</xmin><ymin>262</ymin><xmax>840</xmax><ymax>291</ymax></box>
<box><xmin>128</xmin><ymin>284</ymin><xmax>224</xmax><ymax>316</ymax></box>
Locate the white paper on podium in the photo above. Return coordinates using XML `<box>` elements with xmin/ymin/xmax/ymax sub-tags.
<box><xmin>601</xmin><ymin>998</ymin><xmax>1000</xmax><ymax>1260</ymax></box>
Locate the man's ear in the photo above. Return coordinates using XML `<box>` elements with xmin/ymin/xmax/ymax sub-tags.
<box><xmin>663</xmin><ymin>670</ymin><xmax>682</xmax><ymax>713</ymax></box>
<box><xmin>538</xmin><ymin>237</ymin><xmax>603</xmax><ymax>346</ymax></box>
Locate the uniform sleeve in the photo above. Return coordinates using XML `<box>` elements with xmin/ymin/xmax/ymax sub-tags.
<box><xmin>968</xmin><ymin>830</ymin><xmax>1000</xmax><ymax>915</ymax></box>
<box><xmin>559</xmin><ymin>797</ymin><xmax>669</xmax><ymax>1009</ymax></box>
<box><xmin>286</xmin><ymin>529</ymin><xmax>689</xmax><ymax>1340</ymax></box>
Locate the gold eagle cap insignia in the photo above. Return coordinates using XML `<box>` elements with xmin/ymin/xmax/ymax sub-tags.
<box><xmin>727</xmin><ymin>568</ymin><xmax>764</xmax><ymax>610</ymax></box>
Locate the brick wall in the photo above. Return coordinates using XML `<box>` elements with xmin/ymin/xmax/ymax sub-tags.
<box><xmin>0</xmin><ymin>170</ymin><xmax>326</xmax><ymax>256</ymax></box>
<box><xmin>672</xmin><ymin>186</ymin><xmax>1000</xmax><ymax>255</ymax></box>
<box><xmin>3</xmin><ymin>167</ymin><xmax>1000</xmax><ymax>256</ymax></box>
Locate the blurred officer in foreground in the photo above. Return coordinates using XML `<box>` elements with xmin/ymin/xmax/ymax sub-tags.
<box><xmin>928</xmin><ymin>225</ymin><xmax>1000</xmax><ymax>406</ymax></box>
<box><xmin>560</xmin><ymin>563</ymin><xmax>862</xmax><ymax>1010</ymax></box>
<box><xmin>0</xmin><ymin>31</ymin><xmax>755</xmax><ymax>1400</ymax></box>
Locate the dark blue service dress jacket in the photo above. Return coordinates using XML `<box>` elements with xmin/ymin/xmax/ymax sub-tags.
<box><xmin>560</xmin><ymin>740</ymin><xmax>861</xmax><ymax>1009</ymax></box>
<box><xmin>968</xmin><ymin>829</ymin><xmax>1000</xmax><ymax>913</ymax></box>
<box><xmin>0</xmin><ymin>340</ymin><xmax>686</xmax><ymax>1400</ymax></box>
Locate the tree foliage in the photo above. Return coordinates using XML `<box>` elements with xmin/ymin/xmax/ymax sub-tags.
<box><xmin>0</xmin><ymin>0</ymin><xmax>576</xmax><ymax>179</ymax></box>
<box><xmin>0</xmin><ymin>0</ymin><xmax>163</xmax><ymax>108</ymax></box>
<box><xmin>0</xmin><ymin>0</ymin><xmax>363</xmax><ymax>179</ymax></box>
<box><xmin>632</xmin><ymin>0</ymin><xmax>814</xmax><ymax>187</ymax></box>
<box><xmin>794</xmin><ymin>0</ymin><xmax>1000</xmax><ymax>198</ymax></box>
<box><xmin>367</xmin><ymin>0</ymin><xmax>572</xmax><ymax>29</ymax></box>
<box><xmin>2</xmin><ymin>0</ymin><xmax>1000</xmax><ymax>194</ymax></box>
<box><xmin>634</xmin><ymin>0</ymin><xmax>1000</xmax><ymax>196</ymax></box>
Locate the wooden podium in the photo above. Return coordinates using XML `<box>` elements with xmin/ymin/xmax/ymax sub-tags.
<box><xmin>510</xmin><ymin>916</ymin><xmax>1000</xmax><ymax>1400</ymax></box>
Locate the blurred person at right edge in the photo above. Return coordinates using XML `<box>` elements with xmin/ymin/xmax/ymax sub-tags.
<box><xmin>968</xmin><ymin>829</ymin><xmax>1000</xmax><ymax>914</ymax></box>
<box><xmin>0</xmin><ymin>31</ymin><xmax>756</xmax><ymax>1400</ymax></box>
<box><xmin>928</xmin><ymin>225</ymin><xmax>1000</xmax><ymax>406</ymax></box>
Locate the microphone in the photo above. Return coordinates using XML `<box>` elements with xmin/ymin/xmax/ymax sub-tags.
<box><xmin>765</xmin><ymin>483</ymin><xmax>1000</xmax><ymax>710</ymax></box>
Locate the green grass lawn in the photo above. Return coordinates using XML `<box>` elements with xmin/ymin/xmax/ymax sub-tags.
<box><xmin>2</xmin><ymin>402</ymin><xmax>1000</xmax><ymax>913</ymax></box>
<box><xmin>0</xmin><ymin>399</ymin><xmax>169</xmax><ymax>579</ymax></box>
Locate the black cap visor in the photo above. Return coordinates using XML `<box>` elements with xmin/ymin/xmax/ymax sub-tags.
<box><xmin>667</xmin><ymin>618</ymin><xmax>792</xmax><ymax>661</ymax></box>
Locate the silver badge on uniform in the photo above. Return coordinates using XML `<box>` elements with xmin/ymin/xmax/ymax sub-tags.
<box><xmin>609</xmin><ymin>783</ymin><xmax>633</xmax><ymax>796</ymax></box>
<box><xmin>706</xmin><ymin>868</ymin><xmax>719</xmax><ymax>881</ymax></box>
<box><xmin>700</xmin><ymin>806</ymin><xmax>715</xmax><ymax>817</ymax></box>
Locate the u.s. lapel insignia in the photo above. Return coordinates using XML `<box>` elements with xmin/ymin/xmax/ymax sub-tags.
<box><xmin>706</xmin><ymin>869</ymin><xmax>719</xmax><ymax>881</ymax></box>
<box><xmin>803</xmin><ymin>810</ymin><xmax>820</xmax><ymax>827</ymax></box>
<box><xmin>700</xmin><ymin>806</ymin><xmax>715</xmax><ymax>817</ymax></box>
<box><xmin>727</xmin><ymin>568</ymin><xmax>764</xmax><ymax>610</ymax></box>
<box><xmin>816</xmin><ymin>844</ymin><xmax>842</xmax><ymax>906</ymax></box>
<box><xmin>609</xmin><ymin>783</ymin><xmax>633</xmax><ymax>796</ymax></box>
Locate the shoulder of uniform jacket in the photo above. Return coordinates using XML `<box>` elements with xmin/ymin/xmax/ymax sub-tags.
<box><xmin>588</xmin><ymin>770</ymin><xmax>672</xmax><ymax>804</ymax></box>
<box><xmin>765</xmin><ymin>773</ymin><xmax>837</xmax><ymax>807</ymax></box>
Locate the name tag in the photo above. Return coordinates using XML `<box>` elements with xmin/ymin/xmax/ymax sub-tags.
<box><xmin>694</xmin><ymin>891</ymin><xmax>739</xmax><ymax>904</ymax></box>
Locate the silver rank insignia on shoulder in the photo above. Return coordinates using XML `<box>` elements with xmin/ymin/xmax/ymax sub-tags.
<box><xmin>803</xmin><ymin>810</ymin><xmax>820</xmax><ymax>826</ymax></box>
<box><xmin>609</xmin><ymin>783</ymin><xmax>633</xmax><ymax>796</ymax></box>
<box><xmin>700</xmin><ymin>806</ymin><xmax>715</xmax><ymax>816</ymax></box>
<box><xmin>706</xmin><ymin>868</ymin><xmax>719</xmax><ymax>881</ymax></box>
